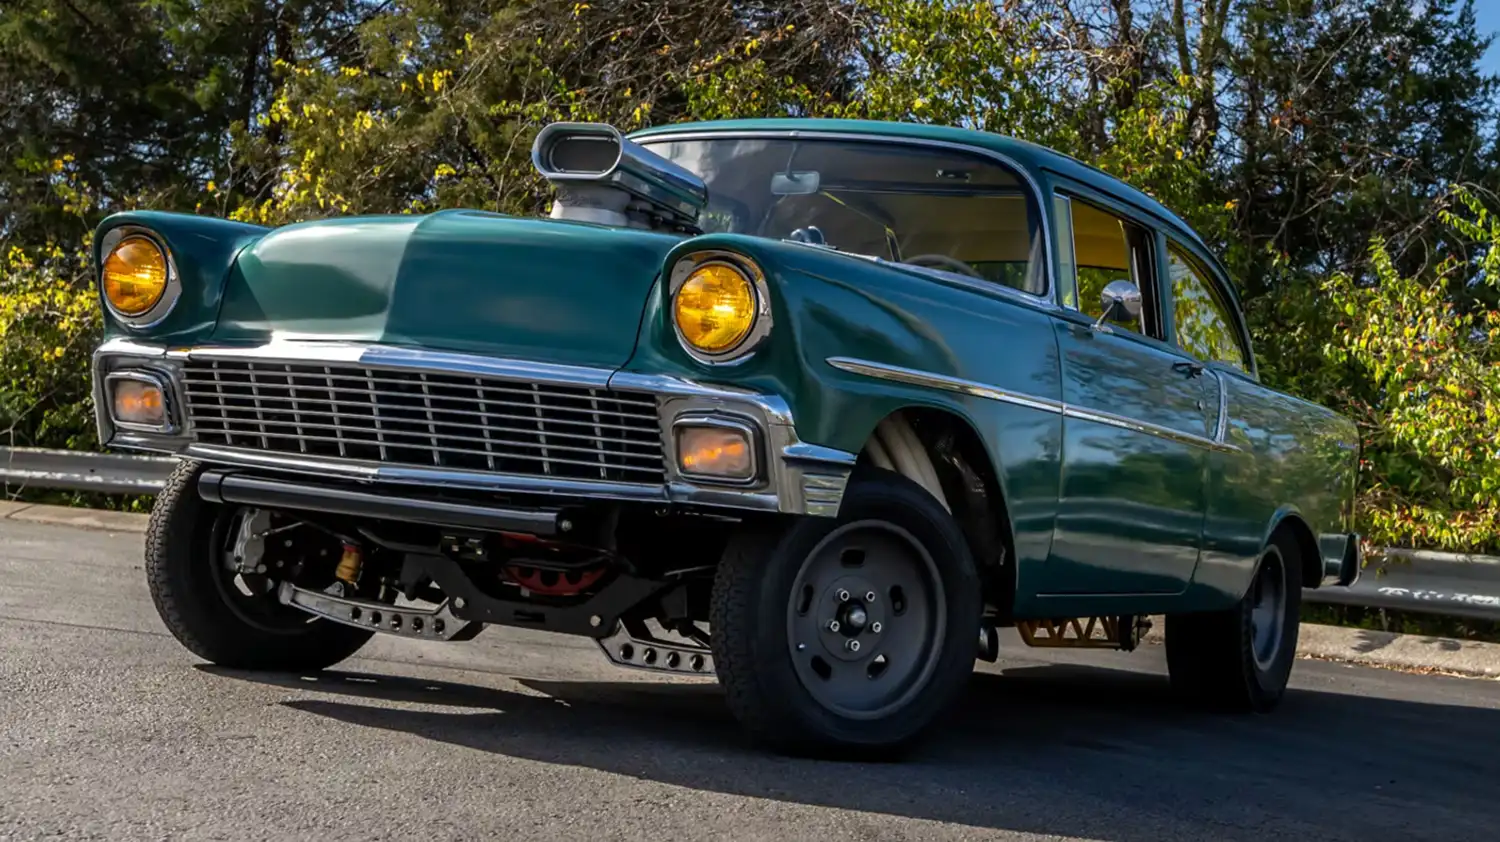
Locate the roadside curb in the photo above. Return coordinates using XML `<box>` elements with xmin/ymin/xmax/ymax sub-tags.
<box><xmin>4</xmin><ymin>502</ymin><xmax>1499</xmax><ymax>677</ymax></box>
<box><xmin>0</xmin><ymin>500</ymin><xmax>147</xmax><ymax>533</ymax></box>
<box><xmin>1294</xmin><ymin>623</ymin><xmax>1500</xmax><ymax>679</ymax></box>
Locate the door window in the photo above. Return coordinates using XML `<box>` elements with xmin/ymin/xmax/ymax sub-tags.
<box><xmin>1167</xmin><ymin>245</ymin><xmax>1246</xmax><ymax>369</ymax></box>
<box><xmin>1058</xmin><ymin>196</ymin><xmax>1156</xmax><ymax>335</ymax></box>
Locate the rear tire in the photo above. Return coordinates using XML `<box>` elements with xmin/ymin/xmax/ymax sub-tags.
<box><xmin>145</xmin><ymin>461</ymin><xmax>374</xmax><ymax>671</ymax></box>
<box><xmin>1165</xmin><ymin>532</ymin><xmax>1302</xmax><ymax>712</ymax></box>
<box><xmin>710</xmin><ymin>470</ymin><xmax>981</xmax><ymax>758</ymax></box>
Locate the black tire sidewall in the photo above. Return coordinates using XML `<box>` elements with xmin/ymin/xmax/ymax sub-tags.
<box><xmin>1242</xmin><ymin>538</ymin><xmax>1302</xmax><ymax>702</ymax></box>
<box><xmin>722</xmin><ymin>471</ymin><xmax>981</xmax><ymax>752</ymax></box>
<box><xmin>146</xmin><ymin>461</ymin><xmax>372</xmax><ymax>669</ymax></box>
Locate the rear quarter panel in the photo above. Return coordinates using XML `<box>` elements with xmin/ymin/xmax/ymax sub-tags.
<box><xmin>1191</xmin><ymin>369</ymin><xmax>1359</xmax><ymax>605</ymax></box>
<box><xmin>620</xmin><ymin>234</ymin><xmax>1065</xmax><ymax>597</ymax></box>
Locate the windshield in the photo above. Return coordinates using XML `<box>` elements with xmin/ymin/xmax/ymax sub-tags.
<box><xmin>639</xmin><ymin>136</ymin><xmax>1044</xmax><ymax>295</ymax></box>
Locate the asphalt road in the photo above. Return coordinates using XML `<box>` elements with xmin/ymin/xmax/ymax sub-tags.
<box><xmin>3</xmin><ymin>519</ymin><xmax>1499</xmax><ymax>841</ymax></box>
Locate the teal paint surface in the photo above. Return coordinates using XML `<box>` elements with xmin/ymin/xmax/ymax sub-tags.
<box><xmin>216</xmin><ymin>210</ymin><xmax>684</xmax><ymax>367</ymax></box>
<box><xmin>1043</xmin><ymin>312</ymin><xmax>1218</xmax><ymax>596</ymax></box>
<box><xmin>94</xmin><ymin>211</ymin><xmax>269</xmax><ymax>345</ymax></box>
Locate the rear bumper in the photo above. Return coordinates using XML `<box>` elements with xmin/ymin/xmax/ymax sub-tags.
<box><xmin>92</xmin><ymin>337</ymin><xmax>856</xmax><ymax>518</ymax></box>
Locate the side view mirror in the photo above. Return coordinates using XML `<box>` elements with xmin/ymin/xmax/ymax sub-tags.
<box><xmin>1095</xmin><ymin>279</ymin><xmax>1142</xmax><ymax>329</ymax></box>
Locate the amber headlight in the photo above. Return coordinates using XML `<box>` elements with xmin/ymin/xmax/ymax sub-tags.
<box><xmin>102</xmin><ymin>235</ymin><xmax>170</xmax><ymax>317</ymax></box>
<box><xmin>672</xmin><ymin>259</ymin><xmax>762</xmax><ymax>358</ymax></box>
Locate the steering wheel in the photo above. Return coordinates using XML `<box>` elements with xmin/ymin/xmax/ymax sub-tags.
<box><xmin>902</xmin><ymin>253</ymin><xmax>984</xmax><ymax>279</ymax></box>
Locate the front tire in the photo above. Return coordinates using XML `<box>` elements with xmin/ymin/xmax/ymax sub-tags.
<box><xmin>1165</xmin><ymin>533</ymin><xmax>1302</xmax><ymax>712</ymax></box>
<box><xmin>710</xmin><ymin>471</ymin><xmax>981</xmax><ymax>758</ymax></box>
<box><xmin>146</xmin><ymin>461</ymin><xmax>374</xmax><ymax>671</ymax></box>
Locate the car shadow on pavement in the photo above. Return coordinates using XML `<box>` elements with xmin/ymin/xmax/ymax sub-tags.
<box><xmin>202</xmin><ymin>662</ymin><xmax>1500</xmax><ymax>842</ymax></box>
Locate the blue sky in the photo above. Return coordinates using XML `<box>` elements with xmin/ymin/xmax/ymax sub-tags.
<box><xmin>1481</xmin><ymin>2</ymin><xmax>1500</xmax><ymax>77</ymax></box>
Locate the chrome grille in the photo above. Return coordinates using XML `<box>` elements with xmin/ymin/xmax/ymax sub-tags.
<box><xmin>182</xmin><ymin>359</ymin><xmax>665</xmax><ymax>483</ymax></box>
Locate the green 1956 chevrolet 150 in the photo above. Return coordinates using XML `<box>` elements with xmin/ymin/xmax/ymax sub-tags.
<box><xmin>91</xmin><ymin>118</ymin><xmax>1361</xmax><ymax>757</ymax></box>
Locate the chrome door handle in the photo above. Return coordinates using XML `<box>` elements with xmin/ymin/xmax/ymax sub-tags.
<box><xmin>1172</xmin><ymin>361</ymin><xmax>1205</xmax><ymax>378</ymax></box>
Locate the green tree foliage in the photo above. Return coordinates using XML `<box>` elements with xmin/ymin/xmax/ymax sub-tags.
<box><xmin>1324</xmin><ymin>189</ymin><xmax>1500</xmax><ymax>552</ymax></box>
<box><xmin>2</xmin><ymin>0</ymin><xmax>1499</xmax><ymax>553</ymax></box>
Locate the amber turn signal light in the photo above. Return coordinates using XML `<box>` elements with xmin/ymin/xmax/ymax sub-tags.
<box><xmin>677</xmin><ymin>425</ymin><xmax>754</xmax><ymax>481</ymax></box>
<box><xmin>109</xmin><ymin>376</ymin><xmax>168</xmax><ymax>431</ymax></box>
<box><xmin>102</xmin><ymin>235</ymin><xmax>169</xmax><ymax>316</ymax></box>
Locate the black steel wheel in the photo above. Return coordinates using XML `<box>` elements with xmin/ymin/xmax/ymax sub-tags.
<box><xmin>1165</xmin><ymin>532</ymin><xmax>1302</xmax><ymax>712</ymax></box>
<box><xmin>146</xmin><ymin>460</ymin><xmax>373</xmax><ymax>671</ymax></box>
<box><xmin>711</xmin><ymin>470</ymin><xmax>981</xmax><ymax>758</ymax></box>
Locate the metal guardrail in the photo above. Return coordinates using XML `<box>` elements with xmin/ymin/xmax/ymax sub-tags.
<box><xmin>1</xmin><ymin>446</ymin><xmax>176</xmax><ymax>495</ymax></box>
<box><xmin>1303</xmin><ymin>548</ymin><xmax>1500</xmax><ymax>621</ymax></box>
<box><xmin>4</xmin><ymin>446</ymin><xmax>1499</xmax><ymax>621</ymax></box>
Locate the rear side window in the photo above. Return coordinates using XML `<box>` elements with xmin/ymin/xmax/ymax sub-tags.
<box><xmin>1168</xmin><ymin>245</ymin><xmax>1246</xmax><ymax>369</ymax></box>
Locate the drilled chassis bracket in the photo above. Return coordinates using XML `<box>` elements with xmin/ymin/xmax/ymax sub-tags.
<box><xmin>597</xmin><ymin>621</ymin><xmax>715</xmax><ymax>675</ymax></box>
<box><xmin>277</xmin><ymin>581</ymin><xmax>483</xmax><ymax>641</ymax></box>
<box><xmin>1015</xmin><ymin>615</ymin><xmax>1147</xmax><ymax>651</ymax></box>
<box><xmin>410</xmin><ymin>553</ymin><xmax>674</xmax><ymax>639</ymax></box>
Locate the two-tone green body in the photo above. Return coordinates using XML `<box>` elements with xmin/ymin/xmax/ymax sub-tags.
<box><xmin>92</xmin><ymin>118</ymin><xmax>1359</xmax><ymax>621</ymax></box>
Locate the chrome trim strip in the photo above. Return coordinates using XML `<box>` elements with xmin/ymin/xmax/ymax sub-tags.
<box><xmin>827</xmin><ymin>356</ymin><xmax>1240</xmax><ymax>454</ymax></box>
<box><xmin>635</xmin><ymin>129</ymin><xmax>1056</xmax><ymax>304</ymax></box>
<box><xmin>1060</xmin><ymin>405</ymin><xmax>1237</xmax><ymax>454</ymax></box>
<box><xmin>826</xmin><ymin>356</ymin><xmax>1063</xmax><ymax>414</ymax></box>
<box><xmin>182</xmin><ymin>341</ymin><xmax>618</xmax><ymax>391</ymax></box>
<box><xmin>782</xmin><ymin>442</ymin><xmax>860</xmax><ymax>467</ymax></box>
<box><xmin>185</xmin><ymin>443</ymin><xmax>672</xmax><ymax>503</ymax></box>
<box><xmin>1211</xmin><ymin>368</ymin><xmax>1231</xmax><ymax>444</ymax></box>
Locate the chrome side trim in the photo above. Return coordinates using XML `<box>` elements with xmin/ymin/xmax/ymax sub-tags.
<box><xmin>825</xmin><ymin>356</ymin><xmax>1063</xmax><ymax>414</ymax></box>
<box><xmin>827</xmin><ymin>356</ymin><xmax>1240</xmax><ymax>454</ymax></box>
<box><xmin>1060</xmin><ymin>405</ymin><xmax>1237</xmax><ymax>454</ymax></box>
<box><xmin>635</xmin><ymin>129</ymin><xmax>1056</xmax><ymax>303</ymax></box>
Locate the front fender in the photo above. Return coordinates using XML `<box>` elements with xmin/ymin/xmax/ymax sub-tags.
<box><xmin>620</xmin><ymin>233</ymin><xmax>1065</xmax><ymax>571</ymax></box>
<box><xmin>94</xmin><ymin>211</ymin><xmax>269</xmax><ymax>345</ymax></box>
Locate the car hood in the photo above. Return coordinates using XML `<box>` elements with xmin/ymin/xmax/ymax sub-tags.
<box><xmin>213</xmin><ymin>210</ymin><xmax>684</xmax><ymax>368</ymax></box>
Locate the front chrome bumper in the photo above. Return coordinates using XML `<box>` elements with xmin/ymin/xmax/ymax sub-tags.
<box><xmin>92</xmin><ymin>337</ymin><xmax>854</xmax><ymax>518</ymax></box>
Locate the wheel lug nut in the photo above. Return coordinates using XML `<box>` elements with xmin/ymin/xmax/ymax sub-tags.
<box><xmin>846</xmin><ymin>640</ymin><xmax>861</xmax><ymax>652</ymax></box>
<box><xmin>827</xmin><ymin>620</ymin><xmax>841</xmax><ymax>633</ymax></box>
<box><xmin>871</xmin><ymin>622</ymin><xmax>882</xmax><ymax>633</ymax></box>
<box><xmin>865</xmin><ymin>591</ymin><xmax>877</xmax><ymax>602</ymax></box>
<box><xmin>837</xmin><ymin>589</ymin><xmax>850</xmax><ymax>602</ymax></box>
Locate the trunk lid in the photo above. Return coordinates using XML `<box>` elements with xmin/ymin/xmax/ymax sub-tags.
<box><xmin>214</xmin><ymin>210</ymin><xmax>682</xmax><ymax>367</ymax></box>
